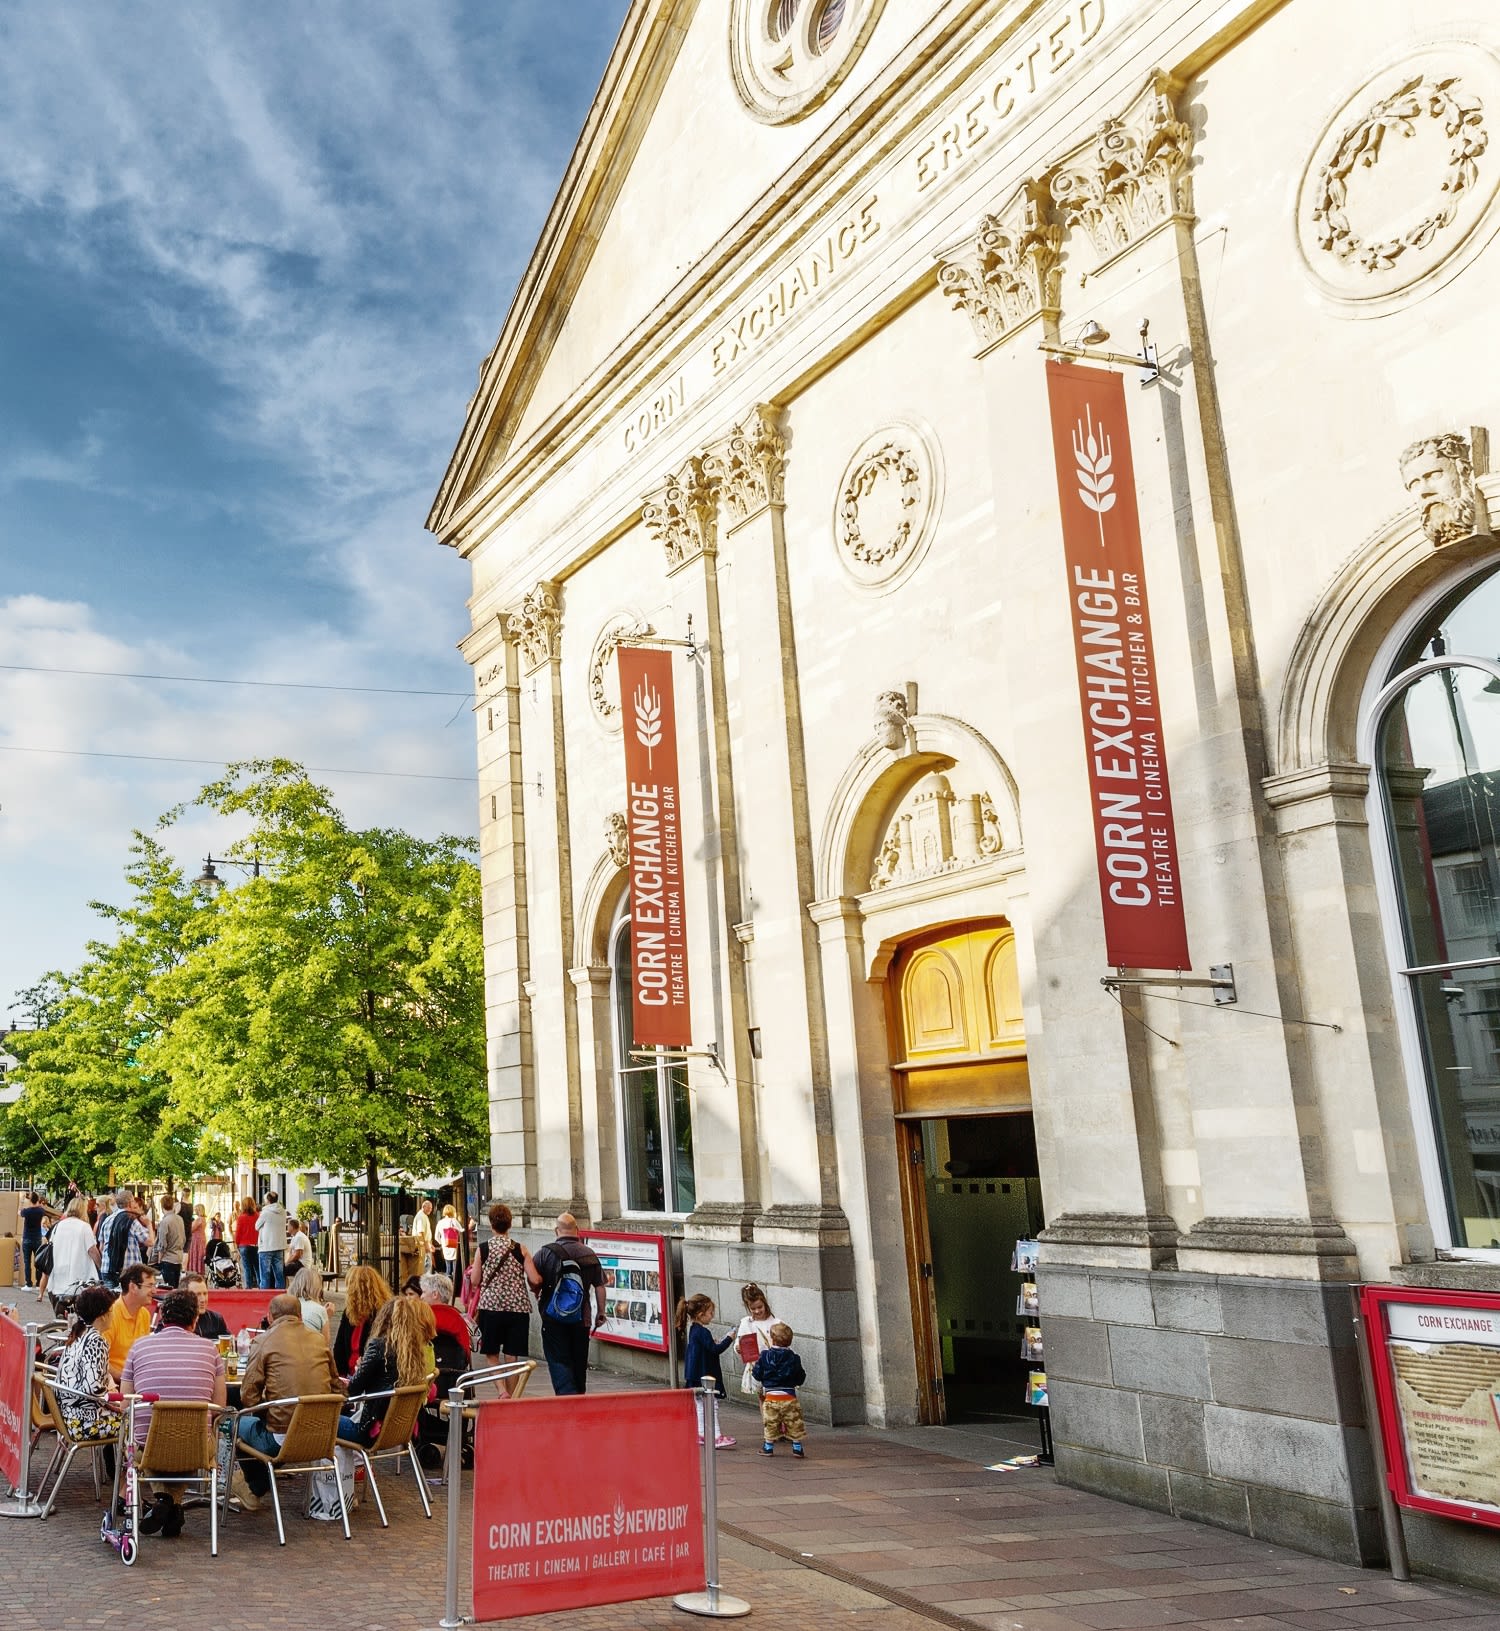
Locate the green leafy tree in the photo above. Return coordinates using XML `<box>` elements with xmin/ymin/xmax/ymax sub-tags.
<box><xmin>151</xmin><ymin>761</ymin><xmax>487</xmax><ymax>1262</ymax></box>
<box><xmin>3</xmin><ymin>838</ymin><xmax>231</xmax><ymax>1192</ymax></box>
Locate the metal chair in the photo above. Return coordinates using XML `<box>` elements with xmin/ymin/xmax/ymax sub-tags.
<box><xmin>233</xmin><ymin>1393</ymin><xmax>350</xmax><ymax>1544</ymax></box>
<box><xmin>32</xmin><ymin>1371</ymin><xmax>122</xmax><ymax>1518</ymax></box>
<box><xmin>123</xmin><ymin>1399</ymin><xmax>228</xmax><ymax>1557</ymax></box>
<box><xmin>345</xmin><ymin>1380</ymin><xmax>433</xmax><ymax>1525</ymax></box>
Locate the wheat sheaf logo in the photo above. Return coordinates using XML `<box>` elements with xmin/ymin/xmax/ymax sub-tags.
<box><xmin>613</xmin><ymin>1497</ymin><xmax>627</xmax><ymax>1538</ymax></box>
<box><xmin>1072</xmin><ymin>408</ymin><xmax>1116</xmax><ymax>540</ymax></box>
<box><xmin>633</xmin><ymin>680</ymin><xmax>663</xmax><ymax>768</ymax></box>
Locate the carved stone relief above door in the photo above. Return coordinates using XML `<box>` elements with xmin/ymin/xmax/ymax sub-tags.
<box><xmin>869</xmin><ymin>771</ymin><xmax>1008</xmax><ymax>892</ymax></box>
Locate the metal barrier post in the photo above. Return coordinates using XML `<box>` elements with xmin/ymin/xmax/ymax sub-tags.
<box><xmin>0</xmin><ymin>1322</ymin><xmax>43</xmax><ymax>1518</ymax></box>
<box><xmin>439</xmin><ymin>1383</ymin><xmax>467</xmax><ymax>1630</ymax></box>
<box><xmin>674</xmin><ymin>1378</ymin><xmax>750</xmax><ymax>1618</ymax></box>
<box><xmin>436</xmin><ymin>1359</ymin><xmax>533</xmax><ymax>1631</ymax></box>
<box><xmin>1353</xmin><ymin>1304</ymin><xmax>1410</xmax><ymax>1582</ymax></box>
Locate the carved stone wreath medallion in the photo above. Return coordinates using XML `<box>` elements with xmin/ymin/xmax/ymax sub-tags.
<box><xmin>1296</xmin><ymin>47</ymin><xmax>1500</xmax><ymax>313</ymax></box>
<box><xmin>834</xmin><ymin>422</ymin><xmax>942</xmax><ymax>592</ymax></box>
<box><xmin>588</xmin><ymin>612</ymin><xmax>653</xmax><ymax>732</ymax></box>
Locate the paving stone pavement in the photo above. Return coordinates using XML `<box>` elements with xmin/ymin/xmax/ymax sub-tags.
<box><xmin>4</xmin><ymin>1287</ymin><xmax>1498</xmax><ymax>1630</ymax></box>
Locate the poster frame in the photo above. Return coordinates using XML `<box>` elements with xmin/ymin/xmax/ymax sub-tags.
<box><xmin>584</xmin><ymin>1228</ymin><xmax>670</xmax><ymax>1355</ymax></box>
<box><xmin>1360</xmin><ymin>1281</ymin><xmax>1500</xmax><ymax>1530</ymax></box>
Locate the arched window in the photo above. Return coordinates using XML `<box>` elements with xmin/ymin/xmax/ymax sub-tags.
<box><xmin>610</xmin><ymin>912</ymin><xmax>697</xmax><ymax>1215</ymax></box>
<box><xmin>1370</xmin><ymin>562</ymin><xmax>1500</xmax><ymax>1252</ymax></box>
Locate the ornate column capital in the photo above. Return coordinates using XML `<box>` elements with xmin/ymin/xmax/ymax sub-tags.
<box><xmin>702</xmin><ymin>404</ymin><xmax>787</xmax><ymax>529</ymax></box>
<box><xmin>1048</xmin><ymin>72</ymin><xmax>1193</xmax><ymax>263</ymax></box>
<box><xmin>643</xmin><ymin>455</ymin><xmax>720</xmax><ymax>572</ymax></box>
<box><xmin>505</xmin><ymin>579</ymin><xmax>563</xmax><ymax>673</ymax></box>
<box><xmin>936</xmin><ymin>178</ymin><xmax>1061</xmax><ymax>351</ymax></box>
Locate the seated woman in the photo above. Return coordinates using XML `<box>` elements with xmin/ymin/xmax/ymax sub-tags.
<box><xmin>54</xmin><ymin>1284</ymin><xmax>123</xmax><ymax>1469</ymax></box>
<box><xmin>339</xmin><ymin>1295</ymin><xmax>436</xmax><ymax>1444</ymax></box>
<box><xmin>332</xmin><ymin>1263</ymin><xmax>393</xmax><ymax>1378</ymax></box>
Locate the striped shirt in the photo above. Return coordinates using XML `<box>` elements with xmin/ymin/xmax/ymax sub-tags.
<box><xmin>121</xmin><ymin>1326</ymin><xmax>225</xmax><ymax>1445</ymax></box>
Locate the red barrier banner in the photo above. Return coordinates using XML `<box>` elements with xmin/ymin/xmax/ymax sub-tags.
<box><xmin>200</xmin><ymin>1288</ymin><xmax>277</xmax><ymax>1335</ymax></box>
<box><xmin>0</xmin><ymin>1311</ymin><xmax>26</xmax><ymax>1491</ymax></box>
<box><xmin>617</xmin><ymin>645</ymin><xmax>692</xmax><ymax>1046</ymax></box>
<box><xmin>1045</xmin><ymin>360</ymin><xmax>1190</xmax><ymax>970</ymax></box>
<box><xmin>471</xmin><ymin>1391</ymin><xmax>703</xmax><ymax>1621</ymax></box>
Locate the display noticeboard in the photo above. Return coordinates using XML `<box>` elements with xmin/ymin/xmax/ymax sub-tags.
<box><xmin>0</xmin><ymin>1310</ymin><xmax>26</xmax><ymax>1491</ymax></box>
<box><xmin>1361</xmin><ymin>1283</ymin><xmax>1500</xmax><ymax>1528</ymax></box>
<box><xmin>584</xmin><ymin>1230</ymin><xmax>668</xmax><ymax>1354</ymax></box>
<box><xmin>471</xmin><ymin>1391</ymin><xmax>702</xmax><ymax>1620</ymax></box>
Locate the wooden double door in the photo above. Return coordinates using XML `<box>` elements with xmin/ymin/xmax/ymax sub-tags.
<box><xmin>886</xmin><ymin>922</ymin><xmax>1045</xmax><ymax>1425</ymax></box>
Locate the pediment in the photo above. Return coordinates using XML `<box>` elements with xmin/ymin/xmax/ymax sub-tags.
<box><xmin>428</xmin><ymin>0</ymin><xmax>917</xmax><ymax>541</ymax></box>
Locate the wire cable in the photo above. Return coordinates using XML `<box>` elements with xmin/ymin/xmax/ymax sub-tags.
<box><xmin>0</xmin><ymin>662</ymin><xmax>468</xmax><ymax>698</ymax></box>
<box><xmin>0</xmin><ymin>742</ymin><xmax>474</xmax><ymax>785</ymax></box>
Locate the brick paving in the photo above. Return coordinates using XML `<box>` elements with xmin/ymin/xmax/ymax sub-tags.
<box><xmin>3</xmin><ymin>1286</ymin><xmax>1498</xmax><ymax>1630</ymax></box>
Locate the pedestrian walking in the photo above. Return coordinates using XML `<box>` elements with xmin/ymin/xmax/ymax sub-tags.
<box><xmin>186</xmin><ymin>1204</ymin><xmax>207</xmax><ymax>1275</ymax></box>
<box><xmin>527</xmin><ymin>1212</ymin><xmax>605</xmax><ymax>1396</ymax></box>
<box><xmin>256</xmin><ymin>1190</ymin><xmax>288</xmax><ymax>1288</ymax></box>
<box><xmin>19</xmin><ymin>1190</ymin><xmax>56</xmax><ymax>1289</ymax></box>
<box><xmin>472</xmin><ymin>1203</ymin><xmax>533</xmax><ymax>1395</ymax></box>
<box><xmin>47</xmin><ymin>1196</ymin><xmax>101</xmax><ymax>1313</ymax></box>
<box><xmin>752</xmin><ymin>1323</ymin><xmax>807</xmax><ymax>1456</ymax></box>
<box><xmin>678</xmin><ymin>1293</ymin><xmax>736</xmax><ymax>1448</ymax></box>
<box><xmin>411</xmin><ymin>1198</ymin><xmax>435</xmax><ymax>1275</ymax></box>
<box><xmin>154</xmin><ymin>1194</ymin><xmax>186</xmax><ymax>1287</ymax></box>
<box><xmin>435</xmin><ymin>1203</ymin><xmax>461</xmax><ymax>1290</ymax></box>
<box><xmin>234</xmin><ymin>1197</ymin><xmax>260</xmax><ymax>1289</ymax></box>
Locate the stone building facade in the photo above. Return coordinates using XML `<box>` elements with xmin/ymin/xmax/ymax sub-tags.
<box><xmin>429</xmin><ymin>0</ymin><xmax>1500</xmax><ymax>1587</ymax></box>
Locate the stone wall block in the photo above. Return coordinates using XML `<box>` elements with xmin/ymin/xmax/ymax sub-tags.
<box><xmin>1245</xmin><ymin>1482</ymin><xmax>1379</xmax><ymax>1566</ymax></box>
<box><xmin>1141</xmin><ymin>1394</ymin><xmax>1209</xmax><ymax>1474</ymax></box>
<box><xmin>1218</xmin><ymin>1279</ymin><xmax>1348</xmax><ymax>1345</ymax></box>
<box><xmin>1053</xmin><ymin>1446</ymin><xmax>1172</xmax><ymax>1514</ymax></box>
<box><xmin>1203</xmin><ymin>1405</ymin><xmax>1353</xmax><ymax>1504</ymax></box>
<box><xmin>1050</xmin><ymin>1379</ymin><xmax>1145</xmax><ymax>1461</ymax></box>
<box><xmin>1035</xmin><ymin>1266</ymin><xmax>1092</xmax><ymax>1319</ymax></box>
<box><xmin>726</xmin><ymin>1244</ymin><xmax>783</xmax><ymax>1287</ymax></box>
<box><xmin>682</xmin><ymin>1242</ymin><xmax>732</xmax><ymax>1283</ymax></box>
<box><xmin>1089</xmin><ymin>1273</ymin><xmax>1154</xmax><ymax>1327</ymax></box>
<box><xmin>1045</xmin><ymin>1315</ymin><xmax>1112</xmax><ymax>1385</ymax></box>
<box><xmin>1205</xmin><ymin>1336</ymin><xmax>1345</xmax><ymax>1422</ymax></box>
<box><xmin>1151</xmin><ymin>1276</ymin><xmax>1223</xmax><ymax>1333</ymax></box>
<box><xmin>1167</xmin><ymin>1468</ymin><xmax>1250</xmax><ymax>1531</ymax></box>
<box><xmin>1108</xmin><ymin>1325</ymin><xmax>1211</xmax><ymax>1400</ymax></box>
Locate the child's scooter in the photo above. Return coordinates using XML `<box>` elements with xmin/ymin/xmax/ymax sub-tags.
<box><xmin>99</xmin><ymin>1392</ymin><xmax>158</xmax><ymax>1566</ymax></box>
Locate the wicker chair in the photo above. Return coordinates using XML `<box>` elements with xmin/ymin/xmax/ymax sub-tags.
<box><xmin>129</xmin><ymin>1400</ymin><xmax>226</xmax><ymax>1557</ymax></box>
<box><xmin>346</xmin><ymin>1380</ymin><xmax>433</xmax><ymax>1526</ymax></box>
<box><xmin>233</xmin><ymin>1394</ymin><xmax>349</xmax><ymax>1545</ymax></box>
<box><xmin>33</xmin><ymin>1371</ymin><xmax>122</xmax><ymax>1519</ymax></box>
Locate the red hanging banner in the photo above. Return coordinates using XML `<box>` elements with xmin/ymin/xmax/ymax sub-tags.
<box><xmin>470</xmin><ymin>1392</ymin><xmax>704</xmax><ymax>1620</ymax></box>
<box><xmin>1045</xmin><ymin>361</ymin><xmax>1190</xmax><ymax>970</ymax></box>
<box><xmin>617</xmin><ymin>645</ymin><xmax>692</xmax><ymax>1046</ymax></box>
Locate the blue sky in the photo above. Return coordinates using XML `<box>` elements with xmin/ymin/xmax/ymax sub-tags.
<box><xmin>0</xmin><ymin>2</ymin><xmax>629</xmax><ymax>1012</ymax></box>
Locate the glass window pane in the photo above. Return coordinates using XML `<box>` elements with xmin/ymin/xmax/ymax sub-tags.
<box><xmin>669</xmin><ymin>1063</ymin><xmax>696</xmax><ymax>1214</ymax></box>
<box><xmin>1406</xmin><ymin>968</ymin><xmax>1500</xmax><ymax>1248</ymax></box>
<box><xmin>1390</xmin><ymin>563</ymin><xmax>1500</xmax><ymax>673</ymax></box>
<box><xmin>1379</xmin><ymin>666</ymin><xmax>1500</xmax><ymax>967</ymax></box>
<box><xmin>613</xmin><ymin>924</ymin><xmax>666</xmax><ymax>1212</ymax></box>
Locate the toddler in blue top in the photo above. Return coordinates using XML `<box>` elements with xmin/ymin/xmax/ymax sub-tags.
<box><xmin>677</xmin><ymin>1293</ymin><xmax>737</xmax><ymax>1449</ymax></box>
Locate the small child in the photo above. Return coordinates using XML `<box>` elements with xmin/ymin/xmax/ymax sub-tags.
<box><xmin>677</xmin><ymin>1293</ymin><xmax>737</xmax><ymax>1449</ymax></box>
<box><xmin>751</xmin><ymin>1322</ymin><xmax>807</xmax><ymax>1457</ymax></box>
<box><xmin>734</xmin><ymin>1283</ymin><xmax>777</xmax><ymax>1394</ymax></box>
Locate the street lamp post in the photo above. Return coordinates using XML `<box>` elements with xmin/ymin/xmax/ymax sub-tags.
<box><xmin>193</xmin><ymin>854</ymin><xmax>262</xmax><ymax>890</ymax></box>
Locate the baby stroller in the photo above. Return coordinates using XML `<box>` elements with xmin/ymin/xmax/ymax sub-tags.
<box><xmin>204</xmin><ymin>1241</ymin><xmax>239</xmax><ymax>1289</ymax></box>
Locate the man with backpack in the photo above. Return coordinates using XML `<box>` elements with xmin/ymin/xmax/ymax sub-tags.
<box><xmin>527</xmin><ymin>1212</ymin><xmax>606</xmax><ymax>1396</ymax></box>
<box><xmin>99</xmin><ymin>1188</ymin><xmax>152</xmax><ymax>1291</ymax></box>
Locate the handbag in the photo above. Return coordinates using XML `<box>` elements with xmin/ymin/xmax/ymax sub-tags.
<box><xmin>34</xmin><ymin>1239</ymin><xmax>53</xmax><ymax>1277</ymax></box>
<box><xmin>740</xmin><ymin>1362</ymin><xmax>760</xmax><ymax>1397</ymax></box>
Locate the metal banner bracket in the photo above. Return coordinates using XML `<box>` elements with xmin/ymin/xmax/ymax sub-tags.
<box><xmin>1101</xmin><ymin>963</ymin><xmax>1237</xmax><ymax>1005</ymax></box>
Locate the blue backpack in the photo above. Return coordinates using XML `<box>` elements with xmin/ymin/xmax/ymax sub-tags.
<box><xmin>543</xmin><ymin>1251</ymin><xmax>587</xmax><ymax>1324</ymax></box>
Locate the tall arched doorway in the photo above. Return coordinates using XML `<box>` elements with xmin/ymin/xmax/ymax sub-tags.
<box><xmin>886</xmin><ymin>919</ymin><xmax>1044</xmax><ymax>1425</ymax></box>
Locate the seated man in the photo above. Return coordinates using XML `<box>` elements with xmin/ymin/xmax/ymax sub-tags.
<box><xmin>234</xmin><ymin>1292</ymin><xmax>345</xmax><ymax>1509</ymax></box>
<box><xmin>415</xmin><ymin>1273</ymin><xmax>473</xmax><ymax>1463</ymax></box>
<box><xmin>121</xmin><ymin>1287</ymin><xmax>226</xmax><ymax>1538</ymax></box>
<box><xmin>180</xmin><ymin>1271</ymin><xmax>229</xmax><ymax>1340</ymax></box>
<box><xmin>106</xmin><ymin>1263</ymin><xmax>158</xmax><ymax>1383</ymax></box>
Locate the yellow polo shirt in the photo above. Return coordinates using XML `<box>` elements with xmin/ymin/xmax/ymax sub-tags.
<box><xmin>107</xmin><ymin>1300</ymin><xmax>154</xmax><ymax>1377</ymax></box>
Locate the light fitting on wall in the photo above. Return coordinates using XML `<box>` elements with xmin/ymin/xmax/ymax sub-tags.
<box><xmin>1039</xmin><ymin>318</ymin><xmax>1162</xmax><ymax>386</ymax></box>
